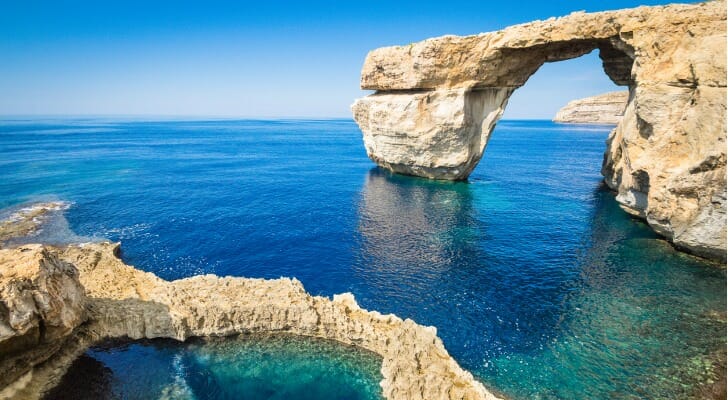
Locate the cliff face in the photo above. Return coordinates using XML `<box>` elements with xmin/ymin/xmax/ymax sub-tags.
<box><xmin>553</xmin><ymin>91</ymin><xmax>628</xmax><ymax>124</ymax></box>
<box><xmin>351</xmin><ymin>1</ymin><xmax>726</xmax><ymax>261</ymax></box>
<box><xmin>0</xmin><ymin>243</ymin><xmax>498</xmax><ymax>400</ymax></box>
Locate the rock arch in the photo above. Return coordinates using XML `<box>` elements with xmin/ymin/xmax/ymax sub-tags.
<box><xmin>352</xmin><ymin>1</ymin><xmax>726</xmax><ymax>261</ymax></box>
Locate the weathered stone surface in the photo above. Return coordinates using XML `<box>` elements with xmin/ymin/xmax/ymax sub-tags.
<box><xmin>352</xmin><ymin>88</ymin><xmax>511</xmax><ymax>179</ymax></box>
<box><xmin>1</xmin><ymin>243</ymin><xmax>499</xmax><ymax>400</ymax></box>
<box><xmin>0</xmin><ymin>245</ymin><xmax>86</xmax><ymax>390</ymax></box>
<box><xmin>352</xmin><ymin>0</ymin><xmax>726</xmax><ymax>261</ymax></box>
<box><xmin>356</xmin><ymin>2</ymin><xmax>722</xmax><ymax>91</ymax></box>
<box><xmin>553</xmin><ymin>91</ymin><xmax>628</xmax><ymax>124</ymax></box>
<box><xmin>603</xmin><ymin>84</ymin><xmax>727</xmax><ymax>261</ymax></box>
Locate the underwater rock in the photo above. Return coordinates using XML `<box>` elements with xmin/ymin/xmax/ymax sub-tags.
<box><xmin>0</xmin><ymin>203</ymin><xmax>70</xmax><ymax>247</ymax></box>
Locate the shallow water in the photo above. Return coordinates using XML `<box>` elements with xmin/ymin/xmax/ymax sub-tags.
<box><xmin>46</xmin><ymin>335</ymin><xmax>384</xmax><ymax>400</ymax></box>
<box><xmin>1</xmin><ymin>118</ymin><xmax>724</xmax><ymax>399</ymax></box>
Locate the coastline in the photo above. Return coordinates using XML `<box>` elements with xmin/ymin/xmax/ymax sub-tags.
<box><xmin>0</xmin><ymin>239</ymin><xmax>499</xmax><ymax>400</ymax></box>
<box><xmin>1</xmin><ymin>116</ymin><xmax>724</xmax><ymax>398</ymax></box>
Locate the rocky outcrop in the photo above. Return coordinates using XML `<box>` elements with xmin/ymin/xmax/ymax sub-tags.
<box><xmin>0</xmin><ymin>203</ymin><xmax>70</xmax><ymax>246</ymax></box>
<box><xmin>351</xmin><ymin>1</ymin><xmax>726</xmax><ymax>261</ymax></box>
<box><xmin>0</xmin><ymin>243</ymin><xmax>498</xmax><ymax>400</ymax></box>
<box><xmin>553</xmin><ymin>91</ymin><xmax>628</xmax><ymax>124</ymax></box>
<box><xmin>0</xmin><ymin>245</ymin><xmax>86</xmax><ymax>391</ymax></box>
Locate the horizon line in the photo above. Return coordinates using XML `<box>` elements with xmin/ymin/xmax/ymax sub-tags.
<box><xmin>0</xmin><ymin>114</ymin><xmax>557</xmax><ymax>122</ymax></box>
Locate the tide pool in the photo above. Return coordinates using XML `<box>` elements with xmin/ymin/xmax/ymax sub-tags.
<box><xmin>46</xmin><ymin>335</ymin><xmax>383</xmax><ymax>400</ymax></box>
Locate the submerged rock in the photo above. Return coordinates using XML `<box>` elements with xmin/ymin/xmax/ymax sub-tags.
<box><xmin>553</xmin><ymin>91</ymin><xmax>628</xmax><ymax>124</ymax></box>
<box><xmin>351</xmin><ymin>1</ymin><xmax>726</xmax><ymax>261</ymax></box>
<box><xmin>0</xmin><ymin>203</ymin><xmax>70</xmax><ymax>246</ymax></box>
<box><xmin>0</xmin><ymin>243</ymin><xmax>499</xmax><ymax>400</ymax></box>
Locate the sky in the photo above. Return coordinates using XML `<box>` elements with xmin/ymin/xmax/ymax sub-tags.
<box><xmin>0</xmin><ymin>0</ymin><xmax>682</xmax><ymax>119</ymax></box>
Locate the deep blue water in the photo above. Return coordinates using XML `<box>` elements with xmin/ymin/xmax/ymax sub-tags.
<box><xmin>0</xmin><ymin>119</ymin><xmax>724</xmax><ymax>399</ymax></box>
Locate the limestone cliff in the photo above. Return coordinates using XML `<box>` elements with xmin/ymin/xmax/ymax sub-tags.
<box><xmin>351</xmin><ymin>1</ymin><xmax>726</xmax><ymax>261</ymax></box>
<box><xmin>0</xmin><ymin>243</ymin><xmax>499</xmax><ymax>400</ymax></box>
<box><xmin>553</xmin><ymin>91</ymin><xmax>628</xmax><ymax>124</ymax></box>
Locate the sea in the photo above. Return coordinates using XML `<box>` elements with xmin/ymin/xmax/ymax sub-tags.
<box><xmin>0</xmin><ymin>118</ymin><xmax>724</xmax><ymax>399</ymax></box>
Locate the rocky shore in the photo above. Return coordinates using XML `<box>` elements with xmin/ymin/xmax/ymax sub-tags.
<box><xmin>0</xmin><ymin>220</ymin><xmax>499</xmax><ymax>400</ymax></box>
<box><xmin>0</xmin><ymin>202</ymin><xmax>70</xmax><ymax>245</ymax></box>
<box><xmin>553</xmin><ymin>91</ymin><xmax>628</xmax><ymax>124</ymax></box>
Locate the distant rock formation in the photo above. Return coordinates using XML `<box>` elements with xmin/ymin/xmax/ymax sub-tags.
<box><xmin>0</xmin><ymin>242</ymin><xmax>498</xmax><ymax>400</ymax></box>
<box><xmin>553</xmin><ymin>91</ymin><xmax>628</xmax><ymax>124</ymax></box>
<box><xmin>352</xmin><ymin>1</ymin><xmax>726</xmax><ymax>261</ymax></box>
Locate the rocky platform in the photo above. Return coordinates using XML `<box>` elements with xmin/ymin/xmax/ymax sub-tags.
<box><xmin>351</xmin><ymin>1</ymin><xmax>726</xmax><ymax>261</ymax></box>
<box><xmin>0</xmin><ymin>242</ymin><xmax>499</xmax><ymax>400</ymax></box>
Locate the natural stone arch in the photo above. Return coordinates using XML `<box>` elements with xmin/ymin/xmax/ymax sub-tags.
<box><xmin>352</xmin><ymin>1</ymin><xmax>726</xmax><ymax>261</ymax></box>
<box><xmin>353</xmin><ymin>38</ymin><xmax>633</xmax><ymax>181</ymax></box>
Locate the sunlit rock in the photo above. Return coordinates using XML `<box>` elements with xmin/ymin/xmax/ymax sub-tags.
<box><xmin>352</xmin><ymin>1</ymin><xmax>726</xmax><ymax>261</ymax></box>
<box><xmin>352</xmin><ymin>88</ymin><xmax>511</xmax><ymax>180</ymax></box>
<box><xmin>1</xmin><ymin>243</ymin><xmax>499</xmax><ymax>400</ymax></box>
<box><xmin>0</xmin><ymin>245</ymin><xmax>86</xmax><ymax>390</ymax></box>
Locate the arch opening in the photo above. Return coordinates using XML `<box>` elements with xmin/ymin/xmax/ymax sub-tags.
<box><xmin>501</xmin><ymin>48</ymin><xmax>630</xmax><ymax>121</ymax></box>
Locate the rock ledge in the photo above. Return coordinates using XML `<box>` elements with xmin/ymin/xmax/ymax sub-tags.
<box><xmin>0</xmin><ymin>243</ymin><xmax>499</xmax><ymax>400</ymax></box>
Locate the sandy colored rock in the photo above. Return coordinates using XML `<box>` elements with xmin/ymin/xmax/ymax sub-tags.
<box><xmin>0</xmin><ymin>245</ymin><xmax>86</xmax><ymax>390</ymax></box>
<box><xmin>352</xmin><ymin>0</ymin><xmax>726</xmax><ymax>261</ymax></box>
<box><xmin>355</xmin><ymin>2</ymin><xmax>724</xmax><ymax>91</ymax></box>
<box><xmin>353</xmin><ymin>88</ymin><xmax>511</xmax><ymax>180</ymax></box>
<box><xmin>1</xmin><ymin>243</ymin><xmax>500</xmax><ymax>400</ymax></box>
<box><xmin>553</xmin><ymin>91</ymin><xmax>628</xmax><ymax>124</ymax></box>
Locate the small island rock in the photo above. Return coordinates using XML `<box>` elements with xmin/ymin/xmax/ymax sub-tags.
<box><xmin>553</xmin><ymin>91</ymin><xmax>629</xmax><ymax>124</ymax></box>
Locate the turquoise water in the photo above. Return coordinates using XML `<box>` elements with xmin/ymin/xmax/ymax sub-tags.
<box><xmin>46</xmin><ymin>335</ymin><xmax>383</xmax><ymax>400</ymax></box>
<box><xmin>1</xmin><ymin>119</ymin><xmax>724</xmax><ymax>399</ymax></box>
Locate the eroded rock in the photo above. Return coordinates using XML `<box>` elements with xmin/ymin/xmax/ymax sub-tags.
<box><xmin>1</xmin><ymin>243</ymin><xmax>499</xmax><ymax>400</ymax></box>
<box><xmin>0</xmin><ymin>245</ymin><xmax>86</xmax><ymax>390</ymax></box>
<box><xmin>352</xmin><ymin>88</ymin><xmax>511</xmax><ymax>180</ymax></box>
<box><xmin>352</xmin><ymin>1</ymin><xmax>726</xmax><ymax>261</ymax></box>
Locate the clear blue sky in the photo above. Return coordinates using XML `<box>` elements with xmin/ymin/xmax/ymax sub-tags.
<box><xmin>0</xmin><ymin>0</ymin><xmax>681</xmax><ymax>119</ymax></box>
